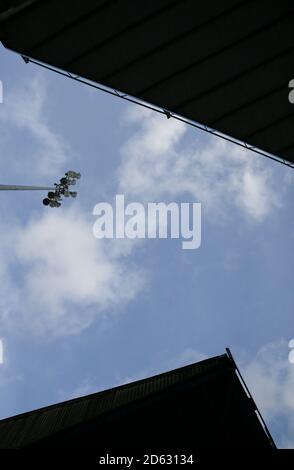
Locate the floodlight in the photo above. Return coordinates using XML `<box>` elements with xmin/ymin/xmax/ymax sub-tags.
<box><xmin>66</xmin><ymin>171</ymin><xmax>81</xmax><ymax>179</ymax></box>
<box><xmin>49</xmin><ymin>200</ymin><xmax>61</xmax><ymax>207</ymax></box>
<box><xmin>41</xmin><ymin>170</ymin><xmax>80</xmax><ymax>207</ymax></box>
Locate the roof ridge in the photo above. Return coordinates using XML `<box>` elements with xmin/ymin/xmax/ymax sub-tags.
<box><xmin>0</xmin><ymin>353</ymin><xmax>229</xmax><ymax>423</ymax></box>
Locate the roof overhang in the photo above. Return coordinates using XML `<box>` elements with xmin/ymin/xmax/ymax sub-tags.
<box><xmin>1</xmin><ymin>0</ymin><xmax>294</xmax><ymax>165</ymax></box>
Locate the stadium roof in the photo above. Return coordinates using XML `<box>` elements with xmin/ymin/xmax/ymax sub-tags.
<box><xmin>0</xmin><ymin>350</ymin><xmax>275</xmax><ymax>449</ymax></box>
<box><xmin>1</xmin><ymin>0</ymin><xmax>294</xmax><ymax>167</ymax></box>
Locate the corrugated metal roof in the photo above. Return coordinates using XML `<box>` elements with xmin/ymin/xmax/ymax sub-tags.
<box><xmin>1</xmin><ymin>0</ymin><xmax>294</xmax><ymax>165</ymax></box>
<box><xmin>0</xmin><ymin>354</ymin><xmax>229</xmax><ymax>448</ymax></box>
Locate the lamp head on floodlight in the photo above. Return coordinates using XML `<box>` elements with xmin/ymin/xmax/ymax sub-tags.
<box><xmin>42</xmin><ymin>171</ymin><xmax>81</xmax><ymax>208</ymax></box>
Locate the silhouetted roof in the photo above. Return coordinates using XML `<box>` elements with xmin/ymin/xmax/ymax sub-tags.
<box><xmin>1</xmin><ymin>0</ymin><xmax>294</xmax><ymax>165</ymax></box>
<box><xmin>0</xmin><ymin>351</ymin><xmax>275</xmax><ymax>449</ymax></box>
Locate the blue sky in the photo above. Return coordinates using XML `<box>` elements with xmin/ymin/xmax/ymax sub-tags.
<box><xmin>0</xmin><ymin>44</ymin><xmax>294</xmax><ymax>448</ymax></box>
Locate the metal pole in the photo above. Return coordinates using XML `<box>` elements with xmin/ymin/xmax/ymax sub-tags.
<box><xmin>0</xmin><ymin>185</ymin><xmax>55</xmax><ymax>191</ymax></box>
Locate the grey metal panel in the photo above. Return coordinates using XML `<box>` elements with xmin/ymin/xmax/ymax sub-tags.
<box><xmin>60</xmin><ymin>0</ymin><xmax>244</xmax><ymax>79</ymax></box>
<box><xmin>184</xmin><ymin>51</ymin><xmax>293</xmax><ymax>127</ymax></box>
<box><xmin>249</xmin><ymin>114</ymin><xmax>294</xmax><ymax>155</ymax></box>
<box><xmin>0</xmin><ymin>0</ymin><xmax>178</xmax><ymax>56</ymax></box>
<box><xmin>100</xmin><ymin>4</ymin><xmax>293</xmax><ymax>96</ymax></box>
<box><xmin>135</xmin><ymin>16</ymin><xmax>294</xmax><ymax>105</ymax></box>
<box><xmin>0</xmin><ymin>0</ymin><xmax>108</xmax><ymax>48</ymax></box>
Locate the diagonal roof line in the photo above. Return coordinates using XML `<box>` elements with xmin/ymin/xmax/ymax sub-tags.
<box><xmin>20</xmin><ymin>54</ymin><xmax>294</xmax><ymax>170</ymax></box>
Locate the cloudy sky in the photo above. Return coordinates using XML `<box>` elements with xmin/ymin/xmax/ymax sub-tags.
<box><xmin>0</xmin><ymin>44</ymin><xmax>294</xmax><ymax>448</ymax></box>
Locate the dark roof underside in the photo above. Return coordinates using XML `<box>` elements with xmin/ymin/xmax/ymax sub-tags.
<box><xmin>0</xmin><ymin>354</ymin><xmax>274</xmax><ymax>449</ymax></box>
<box><xmin>0</xmin><ymin>0</ymin><xmax>294</xmax><ymax>165</ymax></box>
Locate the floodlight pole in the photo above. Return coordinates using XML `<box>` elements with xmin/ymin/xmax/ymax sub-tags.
<box><xmin>0</xmin><ymin>185</ymin><xmax>55</xmax><ymax>191</ymax></box>
<box><xmin>0</xmin><ymin>171</ymin><xmax>81</xmax><ymax>208</ymax></box>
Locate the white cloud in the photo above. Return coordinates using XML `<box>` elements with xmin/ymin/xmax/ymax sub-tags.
<box><xmin>0</xmin><ymin>74</ymin><xmax>68</xmax><ymax>177</ymax></box>
<box><xmin>118</xmin><ymin>108</ymin><xmax>282</xmax><ymax>222</ymax></box>
<box><xmin>0</xmin><ymin>208</ymin><xmax>145</xmax><ymax>337</ymax></box>
<box><xmin>0</xmin><ymin>74</ymin><xmax>146</xmax><ymax>338</ymax></box>
<box><xmin>241</xmin><ymin>340</ymin><xmax>294</xmax><ymax>448</ymax></box>
<box><xmin>0</xmin><ymin>79</ymin><xmax>287</xmax><ymax>341</ymax></box>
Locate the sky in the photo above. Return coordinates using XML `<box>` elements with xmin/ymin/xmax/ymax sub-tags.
<box><xmin>0</xmin><ymin>44</ymin><xmax>294</xmax><ymax>448</ymax></box>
